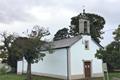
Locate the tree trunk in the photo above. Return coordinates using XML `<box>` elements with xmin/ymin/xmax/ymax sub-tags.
<box><xmin>27</xmin><ymin>62</ymin><xmax>32</xmax><ymax>80</ymax></box>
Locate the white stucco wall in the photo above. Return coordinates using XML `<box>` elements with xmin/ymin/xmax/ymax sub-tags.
<box><xmin>70</xmin><ymin>35</ymin><xmax>103</xmax><ymax>76</ymax></box>
<box><xmin>17</xmin><ymin>35</ymin><xmax>103</xmax><ymax>79</ymax></box>
<box><xmin>17</xmin><ymin>59</ymin><xmax>27</xmax><ymax>74</ymax></box>
<box><xmin>17</xmin><ymin>61</ymin><xmax>22</xmax><ymax>74</ymax></box>
<box><xmin>17</xmin><ymin>48</ymin><xmax>67</xmax><ymax>77</ymax></box>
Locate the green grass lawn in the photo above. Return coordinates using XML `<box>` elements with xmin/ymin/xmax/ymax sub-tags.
<box><xmin>108</xmin><ymin>72</ymin><xmax>120</xmax><ymax>80</ymax></box>
<box><xmin>0</xmin><ymin>73</ymin><xmax>62</xmax><ymax>80</ymax></box>
<box><xmin>0</xmin><ymin>72</ymin><xmax>120</xmax><ymax>80</ymax></box>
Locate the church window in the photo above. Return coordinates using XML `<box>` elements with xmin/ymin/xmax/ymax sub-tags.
<box><xmin>85</xmin><ymin>40</ymin><xmax>89</xmax><ymax>50</ymax></box>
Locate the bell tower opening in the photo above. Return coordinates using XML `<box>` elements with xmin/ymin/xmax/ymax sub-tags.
<box><xmin>84</xmin><ymin>21</ymin><xmax>88</xmax><ymax>33</ymax></box>
<box><xmin>78</xmin><ymin>10</ymin><xmax>90</xmax><ymax>34</ymax></box>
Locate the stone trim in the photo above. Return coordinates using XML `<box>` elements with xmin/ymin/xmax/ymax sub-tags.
<box><xmin>32</xmin><ymin>72</ymin><xmax>67</xmax><ymax>79</ymax></box>
<box><xmin>17</xmin><ymin>71</ymin><xmax>103</xmax><ymax>80</ymax></box>
<box><xmin>82</xmin><ymin>60</ymin><xmax>93</xmax><ymax>78</ymax></box>
<box><xmin>17</xmin><ymin>71</ymin><xmax>27</xmax><ymax>75</ymax></box>
<box><xmin>17</xmin><ymin>72</ymin><xmax>22</xmax><ymax>75</ymax></box>
<box><xmin>92</xmin><ymin>73</ymin><xmax>104</xmax><ymax>77</ymax></box>
<box><xmin>67</xmin><ymin>47</ymin><xmax>71</xmax><ymax>80</ymax></box>
<box><xmin>17</xmin><ymin>72</ymin><xmax>67</xmax><ymax>79</ymax></box>
<box><xmin>71</xmin><ymin>73</ymin><xmax>104</xmax><ymax>79</ymax></box>
<box><xmin>71</xmin><ymin>74</ymin><xmax>84</xmax><ymax>79</ymax></box>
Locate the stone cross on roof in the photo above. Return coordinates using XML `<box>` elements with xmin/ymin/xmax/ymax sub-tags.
<box><xmin>78</xmin><ymin>9</ymin><xmax>88</xmax><ymax>20</ymax></box>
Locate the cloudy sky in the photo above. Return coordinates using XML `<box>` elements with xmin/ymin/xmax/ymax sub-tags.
<box><xmin>0</xmin><ymin>0</ymin><xmax>119</xmax><ymax>46</ymax></box>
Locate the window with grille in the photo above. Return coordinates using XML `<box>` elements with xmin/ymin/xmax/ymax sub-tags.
<box><xmin>85</xmin><ymin>40</ymin><xmax>89</xmax><ymax>50</ymax></box>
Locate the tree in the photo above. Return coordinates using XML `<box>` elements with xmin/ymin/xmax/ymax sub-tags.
<box><xmin>70</xmin><ymin>13</ymin><xmax>105</xmax><ymax>43</ymax></box>
<box><xmin>113</xmin><ymin>25</ymin><xmax>120</xmax><ymax>41</ymax></box>
<box><xmin>14</xmin><ymin>26</ymin><xmax>52</xmax><ymax>80</ymax></box>
<box><xmin>53</xmin><ymin>12</ymin><xmax>105</xmax><ymax>43</ymax></box>
<box><xmin>53</xmin><ymin>28</ymin><xmax>70</xmax><ymax>41</ymax></box>
<box><xmin>0</xmin><ymin>32</ymin><xmax>19</xmax><ymax>72</ymax></box>
<box><xmin>96</xmin><ymin>26</ymin><xmax>120</xmax><ymax>70</ymax></box>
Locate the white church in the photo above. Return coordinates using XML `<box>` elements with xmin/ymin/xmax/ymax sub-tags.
<box><xmin>17</xmin><ymin>12</ymin><xmax>104</xmax><ymax>80</ymax></box>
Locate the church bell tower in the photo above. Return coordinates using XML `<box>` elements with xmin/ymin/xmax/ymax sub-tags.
<box><xmin>78</xmin><ymin>9</ymin><xmax>90</xmax><ymax>34</ymax></box>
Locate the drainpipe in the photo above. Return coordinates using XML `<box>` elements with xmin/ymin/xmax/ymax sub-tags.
<box><xmin>67</xmin><ymin>47</ymin><xmax>71</xmax><ymax>80</ymax></box>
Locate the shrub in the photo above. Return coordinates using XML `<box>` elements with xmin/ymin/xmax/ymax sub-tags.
<box><xmin>0</xmin><ymin>66</ymin><xmax>8</xmax><ymax>75</ymax></box>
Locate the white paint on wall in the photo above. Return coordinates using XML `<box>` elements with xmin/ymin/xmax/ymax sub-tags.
<box><xmin>17</xmin><ymin>58</ymin><xmax>27</xmax><ymax>74</ymax></box>
<box><xmin>92</xmin><ymin>59</ymin><xmax>103</xmax><ymax>74</ymax></box>
<box><xmin>70</xmin><ymin>35</ymin><xmax>103</xmax><ymax>76</ymax></box>
<box><xmin>17</xmin><ymin>61</ymin><xmax>23</xmax><ymax>74</ymax></box>
<box><xmin>17</xmin><ymin>35</ymin><xmax>104</xmax><ymax>78</ymax></box>
<box><xmin>17</xmin><ymin>48</ymin><xmax>67</xmax><ymax>76</ymax></box>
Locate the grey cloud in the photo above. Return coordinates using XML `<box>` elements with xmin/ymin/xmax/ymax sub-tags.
<box><xmin>0</xmin><ymin>0</ymin><xmax>120</xmax><ymax>25</ymax></box>
<box><xmin>0</xmin><ymin>0</ymin><xmax>119</xmax><ymax>46</ymax></box>
<box><xmin>0</xmin><ymin>0</ymin><xmax>41</xmax><ymax>23</ymax></box>
<box><xmin>36</xmin><ymin>0</ymin><xmax>120</xmax><ymax>25</ymax></box>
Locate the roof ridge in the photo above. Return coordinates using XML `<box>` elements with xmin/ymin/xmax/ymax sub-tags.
<box><xmin>53</xmin><ymin>35</ymin><xmax>81</xmax><ymax>42</ymax></box>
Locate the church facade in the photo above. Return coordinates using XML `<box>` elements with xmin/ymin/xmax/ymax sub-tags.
<box><xmin>17</xmin><ymin>12</ymin><xmax>104</xmax><ymax>80</ymax></box>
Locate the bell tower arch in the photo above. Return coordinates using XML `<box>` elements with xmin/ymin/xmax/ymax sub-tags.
<box><xmin>78</xmin><ymin>10</ymin><xmax>90</xmax><ymax>34</ymax></box>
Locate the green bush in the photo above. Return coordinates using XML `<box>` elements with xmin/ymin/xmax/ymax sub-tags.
<box><xmin>0</xmin><ymin>66</ymin><xmax>8</xmax><ymax>75</ymax></box>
